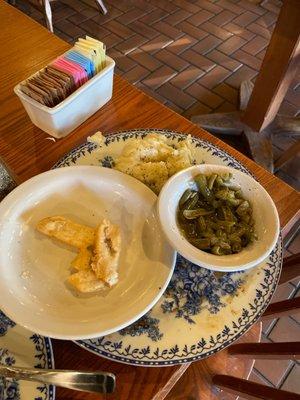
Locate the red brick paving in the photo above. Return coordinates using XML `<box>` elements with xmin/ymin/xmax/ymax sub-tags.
<box><xmin>169</xmin><ymin>65</ymin><xmax>205</xmax><ymax>89</ymax></box>
<box><xmin>14</xmin><ymin>0</ymin><xmax>300</xmax><ymax>394</ymax></box>
<box><xmin>143</xmin><ymin>65</ymin><xmax>177</xmax><ymax>89</ymax></box>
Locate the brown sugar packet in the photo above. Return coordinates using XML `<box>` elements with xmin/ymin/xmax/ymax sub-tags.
<box><xmin>46</xmin><ymin>66</ymin><xmax>75</xmax><ymax>95</ymax></box>
<box><xmin>39</xmin><ymin>70</ymin><xmax>67</xmax><ymax>99</ymax></box>
<box><xmin>28</xmin><ymin>79</ymin><xmax>56</xmax><ymax>107</ymax></box>
<box><xmin>45</xmin><ymin>67</ymin><xmax>72</xmax><ymax>97</ymax></box>
<box><xmin>20</xmin><ymin>83</ymin><xmax>47</xmax><ymax>106</ymax></box>
<box><xmin>26</xmin><ymin>81</ymin><xmax>54</xmax><ymax>107</ymax></box>
<box><xmin>31</xmin><ymin>75</ymin><xmax>62</xmax><ymax>105</ymax></box>
<box><xmin>21</xmin><ymin>81</ymin><xmax>52</xmax><ymax>107</ymax></box>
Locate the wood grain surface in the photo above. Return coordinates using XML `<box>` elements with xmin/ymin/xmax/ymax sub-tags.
<box><xmin>0</xmin><ymin>2</ymin><xmax>298</xmax><ymax>400</ymax></box>
<box><xmin>0</xmin><ymin>2</ymin><xmax>299</xmax><ymax>232</ymax></box>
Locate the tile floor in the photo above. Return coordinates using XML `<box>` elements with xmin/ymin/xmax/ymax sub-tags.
<box><xmin>13</xmin><ymin>0</ymin><xmax>300</xmax><ymax>396</ymax></box>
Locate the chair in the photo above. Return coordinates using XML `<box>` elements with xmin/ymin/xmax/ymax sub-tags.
<box><xmin>165</xmin><ymin>252</ymin><xmax>300</xmax><ymax>400</ymax></box>
<box><xmin>8</xmin><ymin>0</ymin><xmax>107</xmax><ymax>32</ymax></box>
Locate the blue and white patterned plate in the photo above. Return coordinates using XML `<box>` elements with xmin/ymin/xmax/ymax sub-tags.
<box><xmin>0</xmin><ymin>310</ymin><xmax>55</xmax><ymax>399</ymax></box>
<box><xmin>54</xmin><ymin>129</ymin><xmax>282</xmax><ymax>366</ymax></box>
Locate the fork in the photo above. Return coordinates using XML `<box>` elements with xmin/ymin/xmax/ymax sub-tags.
<box><xmin>0</xmin><ymin>364</ymin><xmax>116</xmax><ymax>394</ymax></box>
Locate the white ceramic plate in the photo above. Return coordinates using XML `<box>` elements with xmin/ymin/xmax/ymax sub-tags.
<box><xmin>53</xmin><ymin>129</ymin><xmax>282</xmax><ymax>366</ymax></box>
<box><xmin>0</xmin><ymin>166</ymin><xmax>175</xmax><ymax>339</ymax></box>
<box><xmin>0</xmin><ymin>310</ymin><xmax>54</xmax><ymax>400</ymax></box>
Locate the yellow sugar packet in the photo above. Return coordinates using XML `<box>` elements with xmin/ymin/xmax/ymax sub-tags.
<box><xmin>74</xmin><ymin>42</ymin><xmax>102</xmax><ymax>73</ymax></box>
<box><xmin>73</xmin><ymin>44</ymin><xmax>100</xmax><ymax>73</ymax></box>
<box><xmin>79</xmin><ymin>36</ymin><xmax>106</xmax><ymax>70</ymax></box>
<box><xmin>86</xmin><ymin>38</ymin><xmax>106</xmax><ymax>70</ymax></box>
<box><xmin>77</xmin><ymin>40</ymin><xmax>101</xmax><ymax>71</ymax></box>
<box><xmin>84</xmin><ymin>37</ymin><xmax>106</xmax><ymax>70</ymax></box>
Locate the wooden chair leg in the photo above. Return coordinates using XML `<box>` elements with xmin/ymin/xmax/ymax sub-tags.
<box><xmin>212</xmin><ymin>375</ymin><xmax>300</xmax><ymax>400</ymax></box>
<box><xmin>41</xmin><ymin>0</ymin><xmax>53</xmax><ymax>32</ymax></box>
<box><xmin>279</xmin><ymin>253</ymin><xmax>300</xmax><ymax>285</ymax></box>
<box><xmin>94</xmin><ymin>0</ymin><xmax>107</xmax><ymax>15</ymax></box>
<box><xmin>262</xmin><ymin>297</ymin><xmax>300</xmax><ymax>320</ymax></box>
<box><xmin>228</xmin><ymin>341</ymin><xmax>300</xmax><ymax>360</ymax></box>
<box><xmin>274</xmin><ymin>140</ymin><xmax>300</xmax><ymax>170</ymax></box>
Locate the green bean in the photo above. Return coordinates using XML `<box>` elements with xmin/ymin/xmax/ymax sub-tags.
<box><xmin>183</xmin><ymin>208</ymin><xmax>214</xmax><ymax>219</ymax></box>
<box><xmin>210</xmin><ymin>235</ymin><xmax>219</xmax><ymax>246</ymax></box>
<box><xmin>221</xmin><ymin>172</ymin><xmax>232</xmax><ymax>182</ymax></box>
<box><xmin>179</xmin><ymin>189</ymin><xmax>193</xmax><ymax>207</ymax></box>
<box><xmin>194</xmin><ymin>174</ymin><xmax>212</xmax><ymax>201</ymax></box>
<box><xmin>236</xmin><ymin>200</ymin><xmax>250</xmax><ymax>216</ymax></box>
<box><xmin>223</xmin><ymin>183</ymin><xmax>241</xmax><ymax>191</ymax></box>
<box><xmin>184</xmin><ymin>192</ymin><xmax>199</xmax><ymax>210</ymax></box>
<box><xmin>214</xmin><ymin>220</ymin><xmax>236</xmax><ymax>230</ymax></box>
<box><xmin>232</xmin><ymin>242</ymin><xmax>242</xmax><ymax>253</ymax></box>
<box><xmin>202</xmin><ymin>230</ymin><xmax>215</xmax><ymax>239</ymax></box>
<box><xmin>215</xmin><ymin>188</ymin><xmax>229</xmax><ymax>200</ymax></box>
<box><xmin>190</xmin><ymin>238</ymin><xmax>211</xmax><ymax>250</ymax></box>
<box><xmin>197</xmin><ymin>216</ymin><xmax>206</xmax><ymax>231</ymax></box>
<box><xmin>215</xmin><ymin>176</ymin><xmax>224</xmax><ymax>186</ymax></box>
<box><xmin>212</xmin><ymin>245</ymin><xmax>224</xmax><ymax>255</ymax></box>
<box><xmin>208</xmin><ymin>174</ymin><xmax>217</xmax><ymax>190</ymax></box>
<box><xmin>219</xmin><ymin>206</ymin><xmax>236</xmax><ymax>222</ymax></box>
<box><xmin>240</xmin><ymin>214</ymin><xmax>251</xmax><ymax>224</ymax></box>
<box><xmin>181</xmin><ymin>223</ymin><xmax>198</xmax><ymax>238</ymax></box>
<box><xmin>235</xmin><ymin>189</ymin><xmax>243</xmax><ymax>198</ymax></box>
<box><xmin>234</xmin><ymin>226</ymin><xmax>246</xmax><ymax>237</ymax></box>
<box><xmin>177</xmin><ymin>172</ymin><xmax>256</xmax><ymax>256</ymax></box>
<box><xmin>212</xmin><ymin>199</ymin><xmax>221</xmax><ymax>208</ymax></box>
<box><xmin>227</xmin><ymin>197</ymin><xmax>243</xmax><ymax>207</ymax></box>
<box><xmin>219</xmin><ymin>241</ymin><xmax>231</xmax><ymax>250</ymax></box>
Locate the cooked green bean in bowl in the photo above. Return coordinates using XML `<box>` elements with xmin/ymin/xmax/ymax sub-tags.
<box><xmin>158</xmin><ymin>165</ymin><xmax>280</xmax><ymax>272</ymax></box>
<box><xmin>178</xmin><ymin>172</ymin><xmax>257</xmax><ymax>256</ymax></box>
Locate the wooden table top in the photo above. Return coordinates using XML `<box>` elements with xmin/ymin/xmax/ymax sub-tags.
<box><xmin>0</xmin><ymin>2</ymin><xmax>298</xmax><ymax>400</ymax></box>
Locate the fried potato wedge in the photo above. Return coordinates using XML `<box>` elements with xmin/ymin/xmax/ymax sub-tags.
<box><xmin>91</xmin><ymin>219</ymin><xmax>121</xmax><ymax>287</ymax></box>
<box><xmin>68</xmin><ymin>270</ymin><xmax>105</xmax><ymax>293</ymax></box>
<box><xmin>36</xmin><ymin>216</ymin><xmax>95</xmax><ymax>249</ymax></box>
<box><xmin>71</xmin><ymin>248</ymin><xmax>93</xmax><ymax>271</ymax></box>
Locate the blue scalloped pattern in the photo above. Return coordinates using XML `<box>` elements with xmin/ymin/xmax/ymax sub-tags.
<box><xmin>53</xmin><ymin>129</ymin><xmax>282</xmax><ymax>366</ymax></box>
<box><xmin>0</xmin><ymin>312</ymin><xmax>55</xmax><ymax>400</ymax></box>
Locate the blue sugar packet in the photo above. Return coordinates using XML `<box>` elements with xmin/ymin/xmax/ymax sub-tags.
<box><xmin>69</xmin><ymin>50</ymin><xmax>96</xmax><ymax>76</ymax></box>
<box><xmin>64</xmin><ymin>51</ymin><xmax>94</xmax><ymax>78</ymax></box>
<box><xmin>64</xmin><ymin>50</ymin><xmax>95</xmax><ymax>78</ymax></box>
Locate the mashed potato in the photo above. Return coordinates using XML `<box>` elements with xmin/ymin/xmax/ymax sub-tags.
<box><xmin>89</xmin><ymin>131</ymin><xmax>195</xmax><ymax>194</ymax></box>
<box><xmin>114</xmin><ymin>132</ymin><xmax>195</xmax><ymax>194</ymax></box>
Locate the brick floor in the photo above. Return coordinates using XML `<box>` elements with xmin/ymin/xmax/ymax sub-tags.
<box><xmin>13</xmin><ymin>0</ymin><xmax>300</xmax><ymax>395</ymax></box>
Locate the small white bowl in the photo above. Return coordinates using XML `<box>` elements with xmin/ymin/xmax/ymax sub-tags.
<box><xmin>158</xmin><ymin>164</ymin><xmax>280</xmax><ymax>272</ymax></box>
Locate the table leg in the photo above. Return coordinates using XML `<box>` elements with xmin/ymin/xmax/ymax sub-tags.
<box><xmin>191</xmin><ymin>0</ymin><xmax>300</xmax><ymax>172</ymax></box>
<box><xmin>242</xmin><ymin>0</ymin><xmax>300</xmax><ymax>132</ymax></box>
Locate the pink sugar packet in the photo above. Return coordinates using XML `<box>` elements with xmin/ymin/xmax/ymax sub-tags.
<box><xmin>51</xmin><ymin>58</ymin><xmax>87</xmax><ymax>87</ymax></box>
<box><xmin>59</xmin><ymin>57</ymin><xmax>88</xmax><ymax>85</ymax></box>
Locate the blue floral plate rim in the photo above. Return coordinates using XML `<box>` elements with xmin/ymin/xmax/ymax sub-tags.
<box><xmin>75</xmin><ymin>241</ymin><xmax>281</xmax><ymax>366</ymax></box>
<box><xmin>0</xmin><ymin>310</ymin><xmax>55</xmax><ymax>399</ymax></box>
<box><xmin>53</xmin><ymin>128</ymin><xmax>282</xmax><ymax>367</ymax></box>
